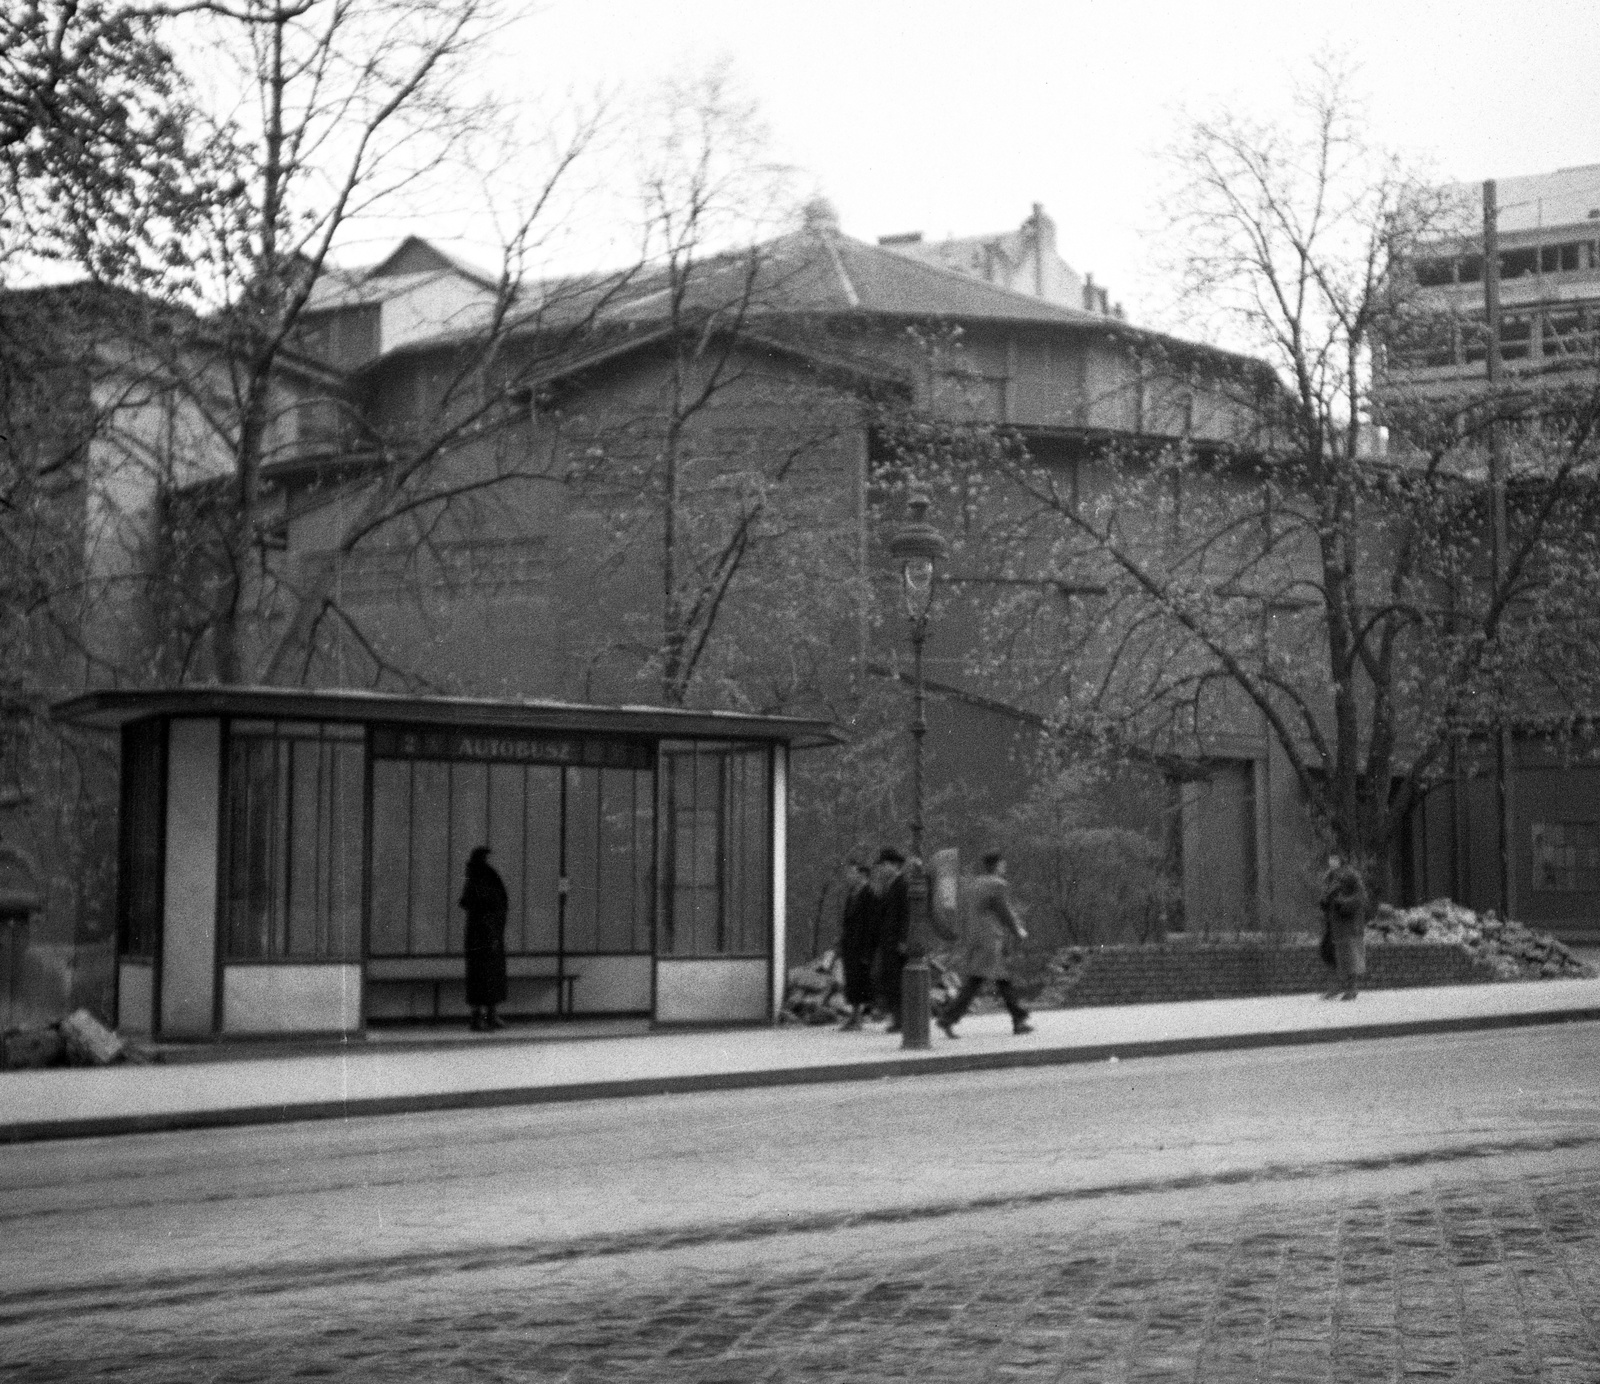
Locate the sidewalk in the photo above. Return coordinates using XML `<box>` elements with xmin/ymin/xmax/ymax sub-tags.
<box><xmin>6</xmin><ymin>978</ymin><xmax>1600</xmax><ymax>1143</ymax></box>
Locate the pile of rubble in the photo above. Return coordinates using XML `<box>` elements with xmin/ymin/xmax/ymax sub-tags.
<box><xmin>1025</xmin><ymin>948</ymin><xmax>1094</xmax><ymax>1010</ymax></box>
<box><xmin>1369</xmin><ymin>899</ymin><xmax>1596</xmax><ymax>981</ymax></box>
<box><xmin>0</xmin><ymin>1009</ymin><xmax>146</xmax><ymax>1070</ymax></box>
<box><xmin>780</xmin><ymin>951</ymin><xmax>964</xmax><ymax>1025</ymax></box>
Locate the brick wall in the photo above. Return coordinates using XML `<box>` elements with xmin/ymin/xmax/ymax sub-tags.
<box><xmin>1051</xmin><ymin>940</ymin><xmax>1494</xmax><ymax>1008</ymax></box>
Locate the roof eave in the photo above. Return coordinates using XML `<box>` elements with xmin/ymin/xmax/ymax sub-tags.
<box><xmin>52</xmin><ymin>686</ymin><xmax>844</xmax><ymax>748</ymax></box>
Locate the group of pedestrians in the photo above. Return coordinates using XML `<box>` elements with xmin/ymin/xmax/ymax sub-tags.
<box><xmin>837</xmin><ymin>849</ymin><xmax>909</xmax><ymax>1032</ymax></box>
<box><xmin>836</xmin><ymin>847</ymin><xmax>1033</xmax><ymax>1038</ymax></box>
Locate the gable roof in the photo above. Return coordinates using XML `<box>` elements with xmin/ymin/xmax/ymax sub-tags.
<box><xmin>369</xmin><ymin>236</ymin><xmax>498</xmax><ymax>287</ymax></box>
<box><xmin>302</xmin><ymin>238</ymin><xmax>500</xmax><ymax>316</ymax></box>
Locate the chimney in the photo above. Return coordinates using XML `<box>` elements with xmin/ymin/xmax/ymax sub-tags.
<box><xmin>1028</xmin><ymin>203</ymin><xmax>1058</xmax><ymax>299</ymax></box>
<box><xmin>1028</xmin><ymin>203</ymin><xmax>1057</xmax><ymax>254</ymax></box>
<box><xmin>802</xmin><ymin>197</ymin><xmax>841</xmax><ymax>231</ymax></box>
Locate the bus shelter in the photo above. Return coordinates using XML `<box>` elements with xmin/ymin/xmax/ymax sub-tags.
<box><xmin>54</xmin><ymin>687</ymin><xmax>839</xmax><ymax>1040</ymax></box>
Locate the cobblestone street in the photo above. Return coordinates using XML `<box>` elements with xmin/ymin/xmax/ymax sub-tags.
<box><xmin>5</xmin><ymin>1153</ymin><xmax>1599</xmax><ymax>1380</ymax></box>
<box><xmin>6</xmin><ymin>1028</ymin><xmax>1600</xmax><ymax>1381</ymax></box>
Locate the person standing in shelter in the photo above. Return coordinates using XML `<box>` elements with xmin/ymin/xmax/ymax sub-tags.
<box><xmin>870</xmin><ymin>848</ymin><xmax>909</xmax><ymax>1032</ymax></box>
<box><xmin>937</xmin><ymin>850</ymin><xmax>1033</xmax><ymax>1037</ymax></box>
<box><xmin>460</xmin><ymin>846</ymin><xmax>509</xmax><ymax>1031</ymax></box>
<box><xmin>836</xmin><ymin>861</ymin><xmax>876</xmax><ymax>1031</ymax></box>
<box><xmin>1319</xmin><ymin>854</ymin><xmax>1370</xmax><ymax>1001</ymax></box>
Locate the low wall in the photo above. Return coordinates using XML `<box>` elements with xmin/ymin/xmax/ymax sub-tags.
<box><xmin>1046</xmin><ymin>940</ymin><xmax>1493</xmax><ymax>1009</ymax></box>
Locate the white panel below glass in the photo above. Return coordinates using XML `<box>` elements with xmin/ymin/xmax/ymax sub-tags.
<box><xmin>567</xmin><ymin>955</ymin><xmax>651</xmax><ymax>1013</ymax></box>
<box><xmin>222</xmin><ymin>965</ymin><xmax>361</xmax><ymax>1033</ymax></box>
<box><xmin>654</xmin><ymin>958</ymin><xmax>769</xmax><ymax>1023</ymax></box>
<box><xmin>117</xmin><ymin>961</ymin><xmax>154</xmax><ymax>1034</ymax></box>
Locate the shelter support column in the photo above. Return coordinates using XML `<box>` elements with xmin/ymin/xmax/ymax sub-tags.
<box><xmin>771</xmin><ymin>744</ymin><xmax>787</xmax><ymax>1022</ymax></box>
<box><xmin>160</xmin><ymin>718</ymin><xmax>220</xmax><ymax>1037</ymax></box>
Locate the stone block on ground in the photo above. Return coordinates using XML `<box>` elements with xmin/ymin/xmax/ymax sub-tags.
<box><xmin>59</xmin><ymin>1008</ymin><xmax>125</xmax><ymax>1066</ymax></box>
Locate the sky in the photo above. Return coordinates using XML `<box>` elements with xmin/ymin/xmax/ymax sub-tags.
<box><xmin>355</xmin><ymin>0</ymin><xmax>1600</xmax><ymax>334</ymax></box>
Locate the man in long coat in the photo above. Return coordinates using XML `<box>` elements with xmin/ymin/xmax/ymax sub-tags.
<box><xmin>869</xmin><ymin>848</ymin><xmax>909</xmax><ymax>1032</ymax></box>
<box><xmin>460</xmin><ymin>846</ymin><xmax>509</xmax><ymax>1031</ymax></box>
<box><xmin>937</xmin><ymin>850</ymin><xmax>1032</xmax><ymax>1037</ymax></box>
<box><xmin>836</xmin><ymin>861</ymin><xmax>876</xmax><ymax>1030</ymax></box>
<box><xmin>1319</xmin><ymin>854</ymin><xmax>1369</xmax><ymax>1001</ymax></box>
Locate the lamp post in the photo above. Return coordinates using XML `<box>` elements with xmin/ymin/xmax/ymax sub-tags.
<box><xmin>887</xmin><ymin>485</ymin><xmax>947</xmax><ymax>1051</ymax></box>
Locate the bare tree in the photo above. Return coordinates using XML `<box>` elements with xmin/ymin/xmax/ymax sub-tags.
<box><xmin>949</xmin><ymin>61</ymin><xmax>1600</xmax><ymax>891</ymax></box>
<box><xmin>555</xmin><ymin>69</ymin><xmax>877</xmax><ymax>710</ymax></box>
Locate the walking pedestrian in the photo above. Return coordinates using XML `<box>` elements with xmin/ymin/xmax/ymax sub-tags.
<box><xmin>836</xmin><ymin>861</ymin><xmax>876</xmax><ymax>1030</ymax></box>
<box><xmin>937</xmin><ymin>850</ymin><xmax>1033</xmax><ymax>1037</ymax></box>
<box><xmin>460</xmin><ymin>846</ymin><xmax>509</xmax><ymax>1031</ymax></box>
<box><xmin>870</xmin><ymin>848</ymin><xmax>909</xmax><ymax>1032</ymax></box>
<box><xmin>1319</xmin><ymin>854</ymin><xmax>1369</xmax><ymax>1001</ymax></box>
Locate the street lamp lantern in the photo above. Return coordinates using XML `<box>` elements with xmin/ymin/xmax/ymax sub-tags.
<box><xmin>891</xmin><ymin>488</ymin><xmax>945</xmax><ymax>624</ymax></box>
<box><xmin>887</xmin><ymin>484</ymin><xmax>947</xmax><ymax>1051</ymax></box>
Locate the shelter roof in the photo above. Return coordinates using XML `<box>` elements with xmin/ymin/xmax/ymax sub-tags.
<box><xmin>53</xmin><ymin>685</ymin><xmax>843</xmax><ymax>747</ymax></box>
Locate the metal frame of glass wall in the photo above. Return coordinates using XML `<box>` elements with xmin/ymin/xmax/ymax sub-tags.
<box><xmin>66</xmin><ymin>686</ymin><xmax>831</xmax><ymax>1037</ymax></box>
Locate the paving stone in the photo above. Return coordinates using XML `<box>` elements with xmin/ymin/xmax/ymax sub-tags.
<box><xmin>6</xmin><ymin>1164</ymin><xmax>1600</xmax><ymax>1382</ymax></box>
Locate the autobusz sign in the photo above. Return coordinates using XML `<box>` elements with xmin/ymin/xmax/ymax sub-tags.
<box><xmin>371</xmin><ymin>725</ymin><xmax>653</xmax><ymax>770</ymax></box>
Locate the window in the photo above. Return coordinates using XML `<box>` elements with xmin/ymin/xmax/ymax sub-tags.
<box><xmin>1539</xmin><ymin>242</ymin><xmax>1583</xmax><ymax>274</ymax></box>
<box><xmin>1500</xmin><ymin>248</ymin><xmax>1537</xmax><ymax>280</ymax></box>
<box><xmin>1413</xmin><ymin>256</ymin><xmax>1455</xmax><ymax>287</ymax></box>
<box><xmin>1499</xmin><ymin>314</ymin><xmax>1532</xmax><ymax>361</ymax></box>
<box><xmin>932</xmin><ymin>370</ymin><xmax>1006</xmax><ymax>422</ymax></box>
<box><xmin>224</xmin><ymin>721</ymin><xmax>365</xmax><ymax>960</ymax></box>
<box><xmin>658</xmin><ymin>742</ymin><xmax>771</xmax><ymax>957</ymax></box>
<box><xmin>368</xmin><ymin>753</ymin><xmax>653</xmax><ymax>959</ymax></box>
<box><xmin>117</xmin><ymin>721</ymin><xmax>166</xmax><ymax>959</ymax></box>
<box><xmin>1532</xmin><ymin>822</ymin><xmax>1600</xmax><ymax>893</ymax></box>
<box><xmin>1543</xmin><ymin>313</ymin><xmax>1588</xmax><ymax>359</ymax></box>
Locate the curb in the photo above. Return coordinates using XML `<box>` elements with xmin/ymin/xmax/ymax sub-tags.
<box><xmin>6</xmin><ymin>1004</ymin><xmax>1600</xmax><ymax>1145</ymax></box>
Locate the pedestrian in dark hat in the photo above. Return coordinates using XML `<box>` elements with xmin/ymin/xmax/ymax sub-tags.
<box><xmin>460</xmin><ymin>846</ymin><xmax>509</xmax><ymax>1031</ymax></box>
<box><xmin>836</xmin><ymin>860</ymin><xmax>876</xmax><ymax>1030</ymax></box>
<box><xmin>869</xmin><ymin>847</ymin><xmax>909</xmax><ymax>1031</ymax></box>
<box><xmin>937</xmin><ymin>850</ymin><xmax>1033</xmax><ymax>1037</ymax></box>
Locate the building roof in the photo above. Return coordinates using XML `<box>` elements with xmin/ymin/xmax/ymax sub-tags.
<box><xmin>372</xmin><ymin>224</ymin><xmax>1268</xmax><ymax>381</ymax></box>
<box><xmin>1452</xmin><ymin>164</ymin><xmax>1600</xmax><ymax>235</ymax></box>
<box><xmin>369</xmin><ymin>235</ymin><xmax>498</xmax><ymax>287</ymax></box>
<box><xmin>303</xmin><ymin>267</ymin><xmax>457</xmax><ymax>314</ymax></box>
<box><xmin>302</xmin><ymin>235</ymin><xmax>500</xmax><ymax>316</ymax></box>
<box><xmin>52</xmin><ymin>685</ymin><xmax>843</xmax><ymax>747</ymax></box>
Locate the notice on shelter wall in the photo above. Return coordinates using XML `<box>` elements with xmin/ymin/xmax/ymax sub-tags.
<box><xmin>371</xmin><ymin>725</ymin><xmax>653</xmax><ymax>770</ymax></box>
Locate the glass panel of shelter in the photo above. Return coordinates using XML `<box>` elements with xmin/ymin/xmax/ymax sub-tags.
<box><xmin>222</xmin><ymin>721</ymin><xmax>364</xmax><ymax>962</ymax></box>
<box><xmin>219</xmin><ymin>723</ymin><xmax>773</xmax><ymax>1017</ymax></box>
<box><xmin>364</xmin><ymin>737</ymin><xmax>656</xmax><ymax>1017</ymax></box>
<box><xmin>657</xmin><ymin>741</ymin><xmax>772</xmax><ymax>959</ymax></box>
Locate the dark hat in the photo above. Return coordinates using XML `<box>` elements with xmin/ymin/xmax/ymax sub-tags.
<box><xmin>468</xmin><ymin>846</ymin><xmax>492</xmax><ymax>867</ymax></box>
<box><xmin>876</xmin><ymin>847</ymin><xmax>906</xmax><ymax>865</ymax></box>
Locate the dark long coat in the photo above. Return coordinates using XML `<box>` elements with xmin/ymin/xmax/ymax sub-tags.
<box><xmin>1319</xmin><ymin>863</ymin><xmax>1369</xmax><ymax>939</ymax></box>
<box><xmin>838</xmin><ymin>881</ymin><xmax>877</xmax><ymax>1007</ymax></box>
<box><xmin>460</xmin><ymin>855</ymin><xmax>509</xmax><ymax>1007</ymax></box>
<box><xmin>871</xmin><ymin>873</ymin><xmax>910</xmax><ymax>1011</ymax></box>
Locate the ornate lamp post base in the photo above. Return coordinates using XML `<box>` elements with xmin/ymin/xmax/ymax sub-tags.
<box><xmin>900</xmin><ymin>866</ymin><xmax>932</xmax><ymax>1050</ymax></box>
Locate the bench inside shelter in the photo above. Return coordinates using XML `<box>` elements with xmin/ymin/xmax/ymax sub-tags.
<box><xmin>365</xmin><ymin>955</ymin><xmax>580</xmax><ymax>1020</ymax></box>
